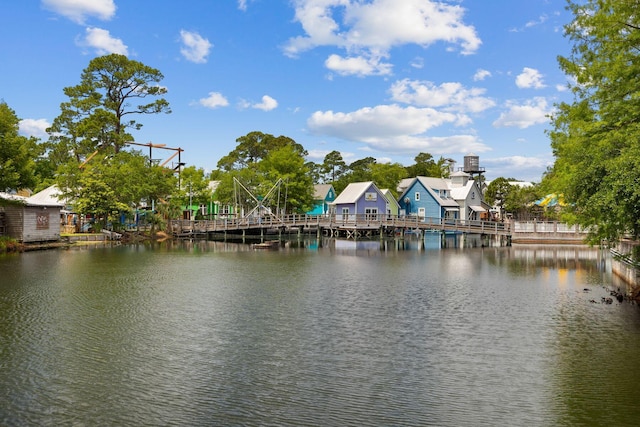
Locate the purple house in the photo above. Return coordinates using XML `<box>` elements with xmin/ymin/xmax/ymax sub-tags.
<box><xmin>330</xmin><ymin>181</ymin><xmax>388</xmax><ymax>221</ymax></box>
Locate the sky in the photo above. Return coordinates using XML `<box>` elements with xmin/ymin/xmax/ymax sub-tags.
<box><xmin>2</xmin><ymin>0</ymin><xmax>575</xmax><ymax>182</ymax></box>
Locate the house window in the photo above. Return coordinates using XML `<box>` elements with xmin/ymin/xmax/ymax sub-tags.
<box><xmin>471</xmin><ymin>191</ymin><xmax>476</xmax><ymax>200</ymax></box>
<box><xmin>415</xmin><ymin>192</ymin><xmax>420</xmax><ymax>201</ymax></box>
<box><xmin>364</xmin><ymin>207</ymin><xmax>378</xmax><ymax>220</ymax></box>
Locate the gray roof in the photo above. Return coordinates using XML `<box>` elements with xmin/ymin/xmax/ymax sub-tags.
<box><xmin>313</xmin><ymin>184</ymin><xmax>334</xmax><ymax>199</ymax></box>
<box><xmin>332</xmin><ymin>181</ymin><xmax>378</xmax><ymax>204</ymax></box>
<box><xmin>26</xmin><ymin>185</ymin><xmax>66</xmax><ymax>207</ymax></box>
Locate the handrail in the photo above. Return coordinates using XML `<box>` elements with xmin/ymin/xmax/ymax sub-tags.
<box><xmin>170</xmin><ymin>214</ymin><xmax>511</xmax><ymax>236</ymax></box>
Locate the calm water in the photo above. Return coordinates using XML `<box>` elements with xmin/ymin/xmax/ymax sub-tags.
<box><xmin>1</xmin><ymin>236</ymin><xmax>640</xmax><ymax>426</ymax></box>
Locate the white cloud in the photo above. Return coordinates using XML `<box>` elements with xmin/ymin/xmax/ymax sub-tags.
<box><xmin>525</xmin><ymin>14</ymin><xmax>548</xmax><ymax>29</ymax></box>
<box><xmin>77</xmin><ymin>27</ymin><xmax>127</xmax><ymax>55</ymax></box>
<box><xmin>285</xmin><ymin>0</ymin><xmax>480</xmax><ymax>76</ymax></box>
<box><xmin>198</xmin><ymin>92</ymin><xmax>229</xmax><ymax>109</ymax></box>
<box><xmin>19</xmin><ymin>118</ymin><xmax>50</xmax><ymax>139</ymax></box>
<box><xmin>179</xmin><ymin>30</ymin><xmax>212</xmax><ymax>64</ymax></box>
<box><xmin>493</xmin><ymin>97</ymin><xmax>551</xmax><ymax>129</ymax></box>
<box><xmin>516</xmin><ymin>67</ymin><xmax>545</xmax><ymax>89</ymax></box>
<box><xmin>238</xmin><ymin>0</ymin><xmax>248</xmax><ymax>11</ymax></box>
<box><xmin>389</xmin><ymin>79</ymin><xmax>495</xmax><ymax>114</ymax></box>
<box><xmin>483</xmin><ymin>155</ymin><xmax>553</xmax><ymax>182</ymax></box>
<box><xmin>43</xmin><ymin>0</ymin><xmax>116</xmax><ymax>24</ymax></box>
<box><xmin>410</xmin><ymin>57</ymin><xmax>424</xmax><ymax>69</ymax></box>
<box><xmin>325</xmin><ymin>53</ymin><xmax>392</xmax><ymax>76</ymax></box>
<box><xmin>473</xmin><ymin>69</ymin><xmax>491</xmax><ymax>81</ymax></box>
<box><xmin>307</xmin><ymin>103</ymin><xmax>490</xmax><ymax>155</ymax></box>
<box><xmin>252</xmin><ymin>95</ymin><xmax>278</xmax><ymax>111</ymax></box>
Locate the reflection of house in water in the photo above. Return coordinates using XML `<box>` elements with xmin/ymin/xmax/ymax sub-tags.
<box><xmin>334</xmin><ymin>239</ymin><xmax>383</xmax><ymax>253</ymax></box>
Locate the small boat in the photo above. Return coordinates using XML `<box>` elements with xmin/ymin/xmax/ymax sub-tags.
<box><xmin>252</xmin><ymin>241</ymin><xmax>280</xmax><ymax>249</ymax></box>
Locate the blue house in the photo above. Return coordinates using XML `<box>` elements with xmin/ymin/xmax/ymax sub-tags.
<box><xmin>307</xmin><ymin>184</ymin><xmax>336</xmax><ymax>215</ymax></box>
<box><xmin>397</xmin><ymin>177</ymin><xmax>460</xmax><ymax>220</ymax></box>
<box><xmin>331</xmin><ymin>181</ymin><xmax>388</xmax><ymax>221</ymax></box>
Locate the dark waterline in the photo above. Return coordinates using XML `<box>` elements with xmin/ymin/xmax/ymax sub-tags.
<box><xmin>1</xmin><ymin>237</ymin><xmax>640</xmax><ymax>426</ymax></box>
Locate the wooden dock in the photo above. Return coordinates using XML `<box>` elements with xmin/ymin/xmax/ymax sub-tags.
<box><xmin>169</xmin><ymin>214</ymin><xmax>511</xmax><ymax>241</ymax></box>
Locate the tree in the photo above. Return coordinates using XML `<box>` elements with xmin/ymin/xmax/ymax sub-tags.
<box><xmin>546</xmin><ymin>0</ymin><xmax>640</xmax><ymax>245</ymax></box>
<box><xmin>405</xmin><ymin>152</ymin><xmax>446</xmax><ymax>178</ymax></box>
<box><xmin>322</xmin><ymin>150</ymin><xmax>347</xmax><ymax>183</ymax></box>
<box><xmin>214</xmin><ymin>132</ymin><xmax>314</xmax><ymax>214</ymax></box>
<box><xmin>56</xmin><ymin>150</ymin><xmax>177</xmax><ymax>229</ymax></box>
<box><xmin>260</xmin><ymin>145</ymin><xmax>314</xmax><ymax>213</ymax></box>
<box><xmin>48</xmin><ymin>53</ymin><xmax>170</xmax><ymax>167</ymax></box>
<box><xmin>217</xmin><ymin>131</ymin><xmax>306</xmax><ymax>171</ymax></box>
<box><xmin>0</xmin><ymin>102</ymin><xmax>40</xmax><ymax>192</ymax></box>
<box><xmin>370</xmin><ymin>162</ymin><xmax>407</xmax><ymax>197</ymax></box>
<box><xmin>485</xmin><ymin>177</ymin><xmax>512</xmax><ymax>218</ymax></box>
<box><xmin>179</xmin><ymin>165</ymin><xmax>211</xmax><ymax>217</ymax></box>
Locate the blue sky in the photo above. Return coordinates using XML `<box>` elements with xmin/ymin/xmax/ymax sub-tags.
<box><xmin>2</xmin><ymin>0</ymin><xmax>574</xmax><ymax>182</ymax></box>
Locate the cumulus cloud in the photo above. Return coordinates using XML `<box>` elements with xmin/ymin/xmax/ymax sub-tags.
<box><xmin>473</xmin><ymin>69</ymin><xmax>491</xmax><ymax>81</ymax></box>
<box><xmin>325</xmin><ymin>53</ymin><xmax>392</xmax><ymax>76</ymax></box>
<box><xmin>389</xmin><ymin>79</ymin><xmax>496</xmax><ymax>115</ymax></box>
<box><xmin>284</xmin><ymin>0</ymin><xmax>480</xmax><ymax>76</ymax></box>
<box><xmin>483</xmin><ymin>155</ymin><xmax>553</xmax><ymax>182</ymax></box>
<box><xmin>516</xmin><ymin>67</ymin><xmax>545</xmax><ymax>89</ymax></box>
<box><xmin>77</xmin><ymin>27</ymin><xmax>127</xmax><ymax>55</ymax></box>
<box><xmin>252</xmin><ymin>95</ymin><xmax>278</xmax><ymax>111</ymax></box>
<box><xmin>198</xmin><ymin>92</ymin><xmax>229</xmax><ymax>109</ymax></box>
<box><xmin>493</xmin><ymin>97</ymin><xmax>551</xmax><ymax>128</ymax></box>
<box><xmin>43</xmin><ymin>0</ymin><xmax>116</xmax><ymax>24</ymax></box>
<box><xmin>19</xmin><ymin>118</ymin><xmax>50</xmax><ymax>139</ymax></box>
<box><xmin>179</xmin><ymin>30</ymin><xmax>212</xmax><ymax>63</ymax></box>
<box><xmin>307</xmin><ymin>104</ymin><xmax>490</xmax><ymax>155</ymax></box>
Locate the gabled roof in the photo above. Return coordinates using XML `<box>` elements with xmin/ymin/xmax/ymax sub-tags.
<box><xmin>399</xmin><ymin>177</ymin><xmax>459</xmax><ymax>208</ymax></box>
<box><xmin>332</xmin><ymin>181</ymin><xmax>379</xmax><ymax>204</ymax></box>
<box><xmin>380</xmin><ymin>189</ymin><xmax>400</xmax><ymax>208</ymax></box>
<box><xmin>313</xmin><ymin>184</ymin><xmax>334</xmax><ymax>200</ymax></box>
<box><xmin>26</xmin><ymin>185</ymin><xmax>66</xmax><ymax>207</ymax></box>
<box><xmin>449</xmin><ymin>180</ymin><xmax>476</xmax><ymax>200</ymax></box>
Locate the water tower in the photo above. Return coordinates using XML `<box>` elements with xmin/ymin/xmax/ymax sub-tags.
<box><xmin>461</xmin><ymin>153</ymin><xmax>485</xmax><ymax>181</ymax></box>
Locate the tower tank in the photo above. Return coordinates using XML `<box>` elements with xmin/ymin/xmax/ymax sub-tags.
<box><xmin>463</xmin><ymin>153</ymin><xmax>483</xmax><ymax>174</ymax></box>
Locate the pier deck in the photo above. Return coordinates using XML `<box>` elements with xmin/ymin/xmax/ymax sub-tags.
<box><xmin>170</xmin><ymin>214</ymin><xmax>511</xmax><ymax>239</ymax></box>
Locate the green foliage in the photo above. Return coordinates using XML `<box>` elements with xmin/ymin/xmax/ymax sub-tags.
<box><xmin>214</xmin><ymin>132</ymin><xmax>314</xmax><ymax>214</ymax></box>
<box><xmin>546</xmin><ymin>0</ymin><xmax>640</xmax><ymax>245</ymax></box>
<box><xmin>48</xmin><ymin>53</ymin><xmax>170</xmax><ymax>169</ymax></box>
<box><xmin>370</xmin><ymin>162</ymin><xmax>407</xmax><ymax>198</ymax></box>
<box><xmin>0</xmin><ymin>236</ymin><xmax>23</xmax><ymax>253</ymax></box>
<box><xmin>405</xmin><ymin>152</ymin><xmax>448</xmax><ymax>178</ymax></box>
<box><xmin>56</xmin><ymin>150</ymin><xmax>177</xmax><ymax>225</ymax></box>
<box><xmin>179</xmin><ymin>165</ymin><xmax>212</xmax><ymax>207</ymax></box>
<box><xmin>217</xmin><ymin>131</ymin><xmax>306</xmax><ymax>171</ymax></box>
<box><xmin>0</xmin><ymin>102</ymin><xmax>40</xmax><ymax>191</ymax></box>
<box><xmin>321</xmin><ymin>150</ymin><xmax>347</xmax><ymax>183</ymax></box>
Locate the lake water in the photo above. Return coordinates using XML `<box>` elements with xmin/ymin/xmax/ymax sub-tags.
<box><xmin>1</xmin><ymin>235</ymin><xmax>640</xmax><ymax>426</ymax></box>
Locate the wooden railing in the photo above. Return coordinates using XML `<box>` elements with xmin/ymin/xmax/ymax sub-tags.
<box><xmin>169</xmin><ymin>214</ymin><xmax>511</xmax><ymax>236</ymax></box>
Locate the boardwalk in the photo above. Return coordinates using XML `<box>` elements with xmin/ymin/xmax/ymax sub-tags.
<box><xmin>170</xmin><ymin>214</ymin><xmax>511</xmax><ymax>240</ymax></box>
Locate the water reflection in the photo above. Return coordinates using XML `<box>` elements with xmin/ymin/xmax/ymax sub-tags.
<box><xmin>1</xmin><ymin>241</ymin><xmax>639</xmax><ymax>426</ymax></box>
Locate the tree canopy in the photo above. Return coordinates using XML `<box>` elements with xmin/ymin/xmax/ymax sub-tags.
<box><xmin>0</xmin><ymin>102</ymin><xmax>40</xmax><ymax>192</ymax></box>
<box><xmin>214</xmin><ymin>131</ymin><xmax>314</xmax><ymax>214</ymax></box>
<box><xmin>48</xmin><ymin>53</ymin><xmax>170</xmax><ymax>168</ymax></box>
<box><xmin>545</xmin><ymin>0</ymin><xmax>640</xmax><ymax>245</ymax></box>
